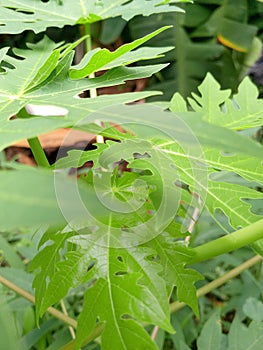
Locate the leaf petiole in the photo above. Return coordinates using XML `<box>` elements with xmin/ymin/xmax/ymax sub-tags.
<box><xmin>190</xmin><ymin>218</ymin><xmax>263</xmax><ymax>264</ymax></box>
<box><xmin>27</xmin><ymin>136</ymin><xmax>50</xmax><ymax>168</ymax></box>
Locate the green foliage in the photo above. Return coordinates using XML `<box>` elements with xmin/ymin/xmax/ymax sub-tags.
<box><xmin>185</xmin><ymin>73</ymin><xmax>263</xmax><ymax>130</ymax></box>
<box><xmin>0</xmin><ymin>32</ymin><xmax>172</xmax><ymax>150</ymax></box>
<box><xmin>70</xmin><ymin>26</ymin><xmax>173</xmax><ymax>78</ymax></box>
<box><xmin>0</xmin><ymin>1</ymin><xmax>263</xmax><ymax>350</ymax></box>
<box><xmin>196</xmin><ymin>310</ymin><xmax>222</xmax><ymax>350</ymax></box>
<box><xmin>0</xmin><ymin>0</ymin><xmax>186</xmax><ymax>34</ymax></box>
<box><xmin>227</xmin><ymin>315</ymin><xmax>263</xmax><ymax>350</ymax></box>
<box><xmin>126</xmin><ymin>0</ymin><xmax>263</xmax><ymax>99</ymax></box>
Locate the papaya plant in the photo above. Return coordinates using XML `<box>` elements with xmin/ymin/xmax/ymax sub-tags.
<box><xmin>0</xmin><ymin>1</ymin><xmax>263</xmax><ymax>350</ymax></box>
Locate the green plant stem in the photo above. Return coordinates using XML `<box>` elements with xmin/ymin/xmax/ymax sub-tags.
<box><xmin>83</xmin><ymin>23</ymin><xmax>97</xmax><ymax>98</ymax></box>
<box><xmin>170</xmin><ymin>254</ymin><xmax>262</xmax><ymax>313</ymax></box>
<box><xmin>0</xmin><ymin>274</ymin><xmax>77</xmax><ymax>329</ymax></box>
<box><xmin>84</xmin><ymin>23</ymin><xmax>92</xmax><ymax>53</ymax></box>
<box><xmin>60</xmin><ymin>299</ymin><xmax>76</xmax><ymax>339</ymax></box>
<box><xmin>190</xmin><ymin>218</ymin><xmax>263</xmax><ymax>264</ymax></box>
<box><xmin>83</xmin><ymin>23</ymin><xmax>104</xmax><ymax>143</ymax></box>
<box><xmin>16</xmin><ymin>107</ymin><xmax>50</xmax><ymax>167</ymax></box>
<box><xmin>27</xmin><ymin>137</ymin><xmax>50</xmax><ymax>167</ymax></box>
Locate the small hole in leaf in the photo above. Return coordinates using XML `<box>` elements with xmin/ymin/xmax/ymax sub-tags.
<box><xmin>87</xmin><ymin>260</ymin><xmax>96</xmax><ymax>272</ymax></box>
<box><xmin>117</xmin><ymin>256</ymin><xmax>123</xmax><ymax>262</ymax></box>
<box><xmin>6</xmin><ymin>7</ymin><xmax>34</xmax><ymax>15</ymax></box>
<box><xmin>115</xmin><ymin>271</ymin><xmax>128</xmax><ymax>276</ymax></box>
<box><xmin>149</xmin><ymin>254</ymin><xmax>160</xmax><ymax>262</ymax></box>
<box><xmin>122</xmin><ymin>314</ymin><xmax>133</xmax><ymax>320</ymax></box>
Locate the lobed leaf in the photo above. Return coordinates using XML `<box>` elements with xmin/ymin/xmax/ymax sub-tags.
<box><xmin>174</xmin><ymin>73</ymin><xmax>263</xmax><ymax>130</ymax></box>
<box><xmin>70</xmin><ymin>26</ymin><xmax>172</xmax><ymax>78</ymax></box>
<box><xmin>0</xmin><ymin>0</ymin><xmax>184</xmax><ymax>34</ymax></box>
<box><xmin>74</xmin><ymin>245</ymin><xmax>173</xmax><ymax>350</ymax></box>
<box><xmin>148</xmin><ymin>234</ymin><xmax>202</xmax><ymax>315</ymax></box>
<box><xmin>0</xmin><ymin>37</ymin><xmax>169</xmax><ymax>150</ymax></box>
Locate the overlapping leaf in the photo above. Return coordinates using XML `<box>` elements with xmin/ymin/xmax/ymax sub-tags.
<box><xmin>77</xmin><ymin>104</ymin><xmax>263</xmax><ymax>159</ymax></box>
<box><xmin>154</xmin><ymin>140</ymin><xmax>263</xmax><ymax>229</ymax></box>
<box><xmin>0</xmin><ymin>0</ymin><xmax>185</xmax><ymax>34</ymax></box>
<box><xmin>52</xmin><ymin>101</ymin><xmax>263</xmax><ymax>232</ymax></box>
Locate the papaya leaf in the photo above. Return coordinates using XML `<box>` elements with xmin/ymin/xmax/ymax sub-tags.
<box><xmin>183</xmin><ymin>73</ymin><xmax>263</xmax><ymax>129</ymax></box>
<box><xmin>79</xmin><ymin>104</ymin><xmax>263</xmax><ymax>159</ymax></box>
<box><xmin>204</xmin><ymin>180</ymin><xmax>263</xmax><ymax>229</ymax></box>
<box><xmin>148</xmin><ymin>233</ymin><xmax>202</xmax><ymax>316</ymax></box>
<box><xmin>53</xmin><ymin>143</ymin><xmax>109</xmax><ymax>169</ymax></box>
<box><xmin>70</xmin><ymin>26</ymin><xmax>172</xmax><ymax>78</ymax></box>
<box><xmin>73</xmin><ymin>243</ymin><xmax>173</xmax><ymax>350</ymax></box>
<box><xmin>53</xmin><ymin>102</ymin><xmax>263</xmax><ymax>231</ymax></box>
<box><xmin>0</xmin><ymin>0</ymin><xmax>184</xmax><ymax>34</ymax></box>
<box><xmin>29</xmin><ymin>231</ymin><xmax>74</xmax><ymax>322</ymax></box>
<box><xmin>0</xmin><ymin>37</ymin><xmax>169</xmax><ymax>150</ymax></box>
<box><xmin>32</xmin><ymin>232</ymin><xmax>174</xmax><ymax>349</ymax></box>
<box><xmin>154</xmin><ymin>139</ymin><xmax>263</xmax><ymax>230</ymax></box>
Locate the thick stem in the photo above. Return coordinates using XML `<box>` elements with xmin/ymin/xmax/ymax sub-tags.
<box><xmin>27</xmin><ymin>137</ymin><xmax>50</xmax><ymax>168</ymax></box>
<box><xmin>190</xmin><ymin>218</ymin><xmax>263</xmax><ymax>264</ymax></box>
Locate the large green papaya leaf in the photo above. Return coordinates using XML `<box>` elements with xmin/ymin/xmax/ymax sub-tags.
<box><xmin>0</xmin><ymin>35</ymin><xmax>170</xmax><ymax>150</ymax></box>
<box><xmin>0</xmin><ymin>0</ymin><xmax>187</xmax><ymax>34</ymax></box>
